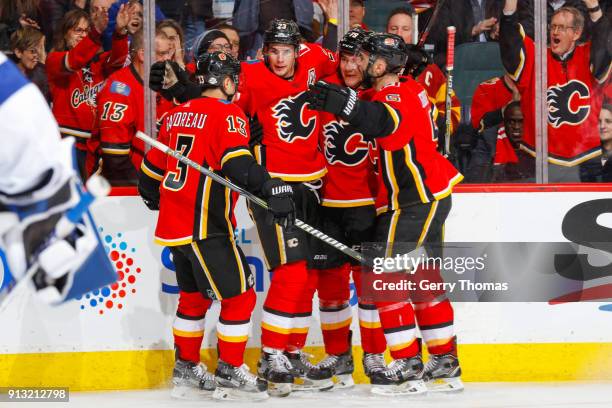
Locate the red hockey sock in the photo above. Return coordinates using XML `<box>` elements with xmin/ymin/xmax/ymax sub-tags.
<box><xmin>317</xmin><ymin>264</ymin><xmax>352</xmax><ymax>355</ymax></box>
<box><xmin>173</xmin><ymin>291</ymin><xmax>212</xmax><ymax>363</ymax></box>
<box><xmin>217</xmin><ymin>289</ymin><xmax>256</xmax><ymax>367</ymax></box>
<box><xmin>414</xmin><ymin>299</ymin><xmax>455</xmax><ymax>355</ymax></box>
<box><xmin>376</xmin><ymin>301</ymin><xmax>418</xmax><ymax>360</ymax></box>
<box><xmin>358</xmin><ymin>302</ymin><xmax>387</xmax><ymax>354</ymax></box>
<box><xmin>261</xmin><ymin>261</ymin><xmax>315</xmax><ymax>351</ymax></box>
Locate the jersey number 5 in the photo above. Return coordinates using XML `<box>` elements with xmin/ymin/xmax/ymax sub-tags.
<box><xmin>164</xmin><ymin>134</ymin><xmax>195</xmax><ymax>191</ymax></box>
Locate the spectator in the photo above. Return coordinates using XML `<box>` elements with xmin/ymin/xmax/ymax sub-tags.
<box><xmin>193</xmin><ymin>29</ymin><xmax>230</xmax><ymax>61</ymax></box>
<box><xmin>46</xmin><ymin>5</ymin><xmax>130</xmax><ymax>178</ymax></box>
<box><xmin>158</xmin><ymin>18</ymin><xmax>185</xmax><ymax>67</ymax></box>
<box><xmin>500</xmin><ymin>0</ymin><xmax>611</xmax><ymax>182</ymax></box>
<box><xmin>490</xmin><ymin>101</ymin><xmax>533</xmax><ymax>182</ymax></box>
<box><xmin>156</xmin><ymin>0</ymin><xmax>210</xmax><ymax>56</ymax></box>
<box><xmin>466</xmin><ymin>74</ymin><xmax>520</xmax><ymax>182</ymax></box>
<box><xmin>218</xmin><ymin>23</ymin><xmax>240</xmax><ymax>59</ymax></box>
<box><xmin>232</xmin><ymin>0</ymin><xmax>314</xmax><ymax>59</ymax></box>
<box><xmin>126</xmin><ymin>0</ymin><xmax>142</xmax><ymax>35</ymax></box>
<box><xmin>95</xmin><ymin>29</ymin><xmax>173</xmax><ymax>185</ymax></box>
<box><xmin>9</xmin><ymin>26</ymin><xmax>50</xmax><ymax>101</ymax></box>
<box><xmin>102</xmin><ymin>0</ymin><xmax>165</xmax><ymax>50</ymax></box>
<box><xmin>349</xmin><ymin>0</ymin><xmax>367</xmax><ymax>29</ymax></box>
<box><xmin>0</xmin><ymin>0</ymin><xmax>47</xmax><ymax>52</ymax></box>
<box><xmin>386</xmin><ymin>5</ymin><xmax>415</xmax><ymax>44</ymax></box>
<box><xmin>599</xmin><ymin>103</ymin><xmax>612</xmax><ymax>181</ymax></box>
<box><xmin>45</xmin><ymin>1</ymin><xmax>91</xmax><ymax>49</ymax></box>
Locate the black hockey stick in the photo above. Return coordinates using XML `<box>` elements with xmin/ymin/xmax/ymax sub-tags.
<box><xmin>136</xmin><ymin>131</ymin><xmax>368</xmax><ymax>265</ymax></box>
<box><xmin>417</xmin><ymin>0</ymin><xmax>447</xmax><ymax>47</ymax></box>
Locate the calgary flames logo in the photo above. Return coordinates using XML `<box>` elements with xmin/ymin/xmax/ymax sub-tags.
<box><xmin>547</xmin><ymin>80</ymin><xmax>590</xmax><ymax>128</ymax></box>
<box><xmin>271</xmin><ymin>92</ymin><xmax>317</xmax><ymax>143</ymax></box>
<box><xmin>323</xmin><ymin>121</ymin><xmax>370</xmax><ymax>166</ymax></box>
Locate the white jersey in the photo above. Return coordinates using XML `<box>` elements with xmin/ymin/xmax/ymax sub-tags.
<box><xmin>0</xmin><ymin>52</ymin><xmax>73</xmax><ymax>204</ymax></box>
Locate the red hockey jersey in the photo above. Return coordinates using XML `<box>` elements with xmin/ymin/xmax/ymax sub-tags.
<box><xmin>502</xmin><ymin>20</ymin><xmax>610</xmax><ymax>165</ymax></box>
<box><xmin>46</xmin><ymin>31</ymin><xmax>128</xmax><ymax>151</ymax></box>
<box><xmin>95</xmin><ymin>65</ymin><xmax>174</xmax><ymax>177</ymax></box>
<box><xmin>318</xmin><ymin>73</ymin><xmax>378</xmax><ymax>207</ymax></box>
<box><xmin>415</xmin><ymin>63</ymin><xmax>461</xmax><ymax>134</ymax></box>
<box><xmin>372</xmin><ymin>78</ymin><xmax>463</xmax><ymax>213</ymax></box>
<box><xmin>141</xmin><ymin>97</ymin><xmax>252</xmax><ymax>246</ymax></box>
<box><xmin>470</xmin><ymin>76</ymin><xmax>514</xmax><ymax>131</ymax></box>
<box><xmin>234</xmin><ymin>43</ymin><xmax>337</xmax><ymax>182</ymax></box>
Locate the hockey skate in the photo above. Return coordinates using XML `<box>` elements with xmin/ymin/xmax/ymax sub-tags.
<box><xmin>257</xmin><ymin>349</ymin><xmax>294</xmax><ymax>397</ymax></box>
<box><xmin>315</xmin><ymin>351</ymin><xmax>355</xmax><ymax>389</ymax></box>
<box><xmin>213</xmin><ymin>360</ymin><xmax>269</xmax><ymax>401</ymax></box>
<box><xmin>286</xmin><ymin>350</ymin><xmax>334</xmax><ymax>391</ymax></box>
<box><xmin>423</xmin><ymin>353</ymin><xmax>464</xmax><ymax>392</ymax></box>
<box><xmin>362</xmin><ymin>352</ymin><xmax>386</xmax><ymax>379</ymax></box>
<box><xmin>171</xmin><ymin>359</ymin><xmax>216</xmax><ymax>399</ymax></box>
<box><xmin>370</xmin><ymin>355</ymin><xmax>427</xmax><ymax>396</ymax></box>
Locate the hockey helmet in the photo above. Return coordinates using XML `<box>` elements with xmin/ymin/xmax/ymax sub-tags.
<box><xmin>361</xmin><ymin>33</ymin><xmax>408</xmax><ymax>74</ymax></box>
<box><xmin>263</xmin><ymin>19</ymin><xmax>301</xmax><ymax>47</ymax></box>
<box><xmin>195</xmin><ymin>51</ymin><xmax>241</xmax><ymax>88</ymax></box>
<box><xmin>339</xmin><ymin>27</ymin><xmax>371</xmax><ymax>55</ymax></box>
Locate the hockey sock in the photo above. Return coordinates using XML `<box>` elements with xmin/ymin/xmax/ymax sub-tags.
<box><xmin>317</xmin><ymin>264</ymin><xmax>352</xmax><ymax>355</ymax></box>
<box><xmin>357</xmin><ymin>303</ymin><xmax>387</xmax><ymax>354</ymax></box>
<box><xmin>286</xmin><ymin>267</ymin><xmax>318</xmax><ymax>352</ymax></box>
<box><xmin>376</xmin><ymin>301</ymin><xmax>419</xmax><ymax>360</ymax></box>
<box><xmin>261</xmin><ymin>261</ymin><xmax>314</xmax><ymax>351</ymax></box>
<box><xmin>217</xmin><ymin>288</ymin><xmax>256</xmax><ymax>367</ymax></box>
<box><xmin>173</xmin><ymin>290</ymin><xmax>212</xmax><ymax>363</ymax></box>
<box><xmin>414</xmin><ymin>299</ymin><xmax>456</xmax><ymax>355</ymax></box>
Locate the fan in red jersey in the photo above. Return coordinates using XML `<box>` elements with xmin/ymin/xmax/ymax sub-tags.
<box><xmin>138</xmin><ymin>52</ymin><xmax>295</xmax><ymax>402</ymax></box>
<box><xmin>46</xmin><ymin>5</ymin><xmax>133</xmax><ymax>179</ymax></box>
<box><xmin>92</xmin><ymin>29</ymin><xmax>173</xmax><ymax>185</ymax></box>
<box><xmin>499</xmin><ymin>0</ymin><xmax>611</xmax><ymax>181</ymax></box>
<box><xmin>307</xmin><ymin>32</ymin><xmax>464</xmax><ymax>395</ymax></box>
<box><xmin>232</xmin><ymin>19</ymin><xmax>339</xmax><ymax>395</ymax></box>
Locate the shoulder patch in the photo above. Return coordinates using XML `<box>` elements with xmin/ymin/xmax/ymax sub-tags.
<box><xmin>418</xmin><ymin>90</ymin><xmax>429</xmax><ymax>108</ymax></box>
<box><xmin>110</xmin><ymin>81</ymin><xmax>131</xmax><ymax>96</ymax></box>
<box><xmin>483</xmin><ymin>77</ymin><xmax>500</xmax><ymax>85</ymax></box>
<box><xmin>218</xmin><ymin>99</ymin><xmax>231</xmax><ymax>105</ymax></box>
<box><xmin>386</xmin><ymin>94</ymin><xmax>401</xmax><ymax>102</ymax></box>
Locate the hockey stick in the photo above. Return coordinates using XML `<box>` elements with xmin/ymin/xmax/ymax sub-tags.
<box><xmin>444</xmin><ymin>26</ymin><xmax>456</xmax><ymax>158</ymax></box>
<box><xmin>0</xmin><ymin>175</ymin><xmax>111</xmax><ymax>313</ymax></box>
<box><xmin>417</xmin><ymin>0</ymin><xmax>447</xmax><ymax>47</ymax></box>
<box><xmin>136</xmin><ymin>131</ymin><xmax>368</xmax><ymax>265</ymax></box>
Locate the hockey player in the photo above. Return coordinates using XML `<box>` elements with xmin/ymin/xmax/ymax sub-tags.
<box><xmin>46</xmin><ymin>5</ymin><xmax>132</xmax><ymax>179</ymax></box>
<box><xmin>309</xmin><ymin>27</ymin><xmax>385</xmax><ymax>388</ymax></box>
<box><xmin>0</xmin><ymin>52</ymin><xmax>116</xmax><ymax>307</ymax></box>
<box><xmin>499</xmin><ymin>0</ymin><xmax>611</xmax><ymax>181</ymax></box>
<box><xmin>138</xmin><ymin>51</ymin><xmax>296</xmax><ymax>401</ymax></box>
<box><xmin>307</xmin><ymin>33</ymin><xmax>464</xmax><ymax>394</ymax></box>
<box><xmin>93</xmin><ymin>29</ymin><xmax>173</xmax><ymax>184</ymax></box>
<box><xmin>232</xmin><ymin>19</ymin><xmax>338</xmax><ymax>395</ymax></box>
<box><xmin>385</xmin><ymin>7</ymin><xmax>461</xmax><ymax>144</ymax></box>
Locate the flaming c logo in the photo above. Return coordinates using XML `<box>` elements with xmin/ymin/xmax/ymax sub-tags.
<box><xmin>547</xmin><ymin>80</ymin><xmax>590</xmax><ymax>128</ymax></box>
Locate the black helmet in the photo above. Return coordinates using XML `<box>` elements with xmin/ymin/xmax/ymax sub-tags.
<box><xmin>404</xmin><ymin>44</ymin><xmax>432</xmax><ymax>78</ymax></box>
<box><xmin>361</xmin><ymin>33</ymin><xmax>408</xmax><ymax>74</ymax></box>
<box><xmin>195</xmin><ymin>51</ymin><xmax>241</xmax><ymax>88</ymax></box>
<box><xmin>339</xmin><ymin>27</ymin><xmax>371</xmax><ymax>55</ymax></box>
<box><xmin>263</xmin><ymin>19</ymin><xmax>301</xmax><ymax>47</ymax></box>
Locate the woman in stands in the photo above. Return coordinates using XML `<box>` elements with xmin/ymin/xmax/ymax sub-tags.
<box><xmin>9</xmin><ymin>26</ymin><xmax>50</xmax><ymax>102</ymax></box>
<box><xmin>599</xmin><ymin>103</ymin><xmax>612</xmax><ymax>182</ymax></box>
<box><xmin>157</xmin><ymin>19</ymin><xmax>185</xmax><ymax>68</ymax></box>
<box><xmin>46</xmin><ymin>5</ymin><xmax>131</xmax><ymax>179</ymax></box>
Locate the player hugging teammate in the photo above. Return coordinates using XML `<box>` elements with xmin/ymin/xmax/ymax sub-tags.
<box><xmin>140</xmin><ymin>19</ymin><xmax>464</xmax><ymax>400</ymax></box>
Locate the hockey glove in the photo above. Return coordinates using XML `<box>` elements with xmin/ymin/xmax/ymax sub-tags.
<box><xmin>306</xmin><ymin>81</ymin><xmax>360</xmax><ymax>122</ymax></box>
<box><xmin>149</xmin><ymin>61</ymin><xmax>166</xmax><ymax>92</ymax></box>
<box><xmin>261</xmin><ymin>179</ymin><xmax>296</xmax><ymax>229</ymax></box>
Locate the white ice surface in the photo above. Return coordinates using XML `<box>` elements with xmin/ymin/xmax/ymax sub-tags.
<box><xmin>4</xmin><ymin>383</ymin><xmax>612</xmax><ymax>408</ymax></box>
